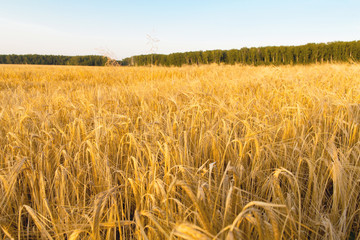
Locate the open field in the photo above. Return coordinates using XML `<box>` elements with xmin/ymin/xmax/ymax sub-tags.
<box><xmin>0</xmin><ymin>64</ymin><xmax>359</xmax><ymax>239</ymax></box>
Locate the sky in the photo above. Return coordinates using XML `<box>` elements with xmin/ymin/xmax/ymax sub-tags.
<box><xmin>0</xmin><ymin>0</ymin><xmax>360</xmax><ymax>60</ymax></box>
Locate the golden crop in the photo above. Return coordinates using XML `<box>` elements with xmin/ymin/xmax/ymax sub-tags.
<box><xmin>0</xmin><ymin>64</ymin><xmax>359</xmax><ymax>239</ymax></box>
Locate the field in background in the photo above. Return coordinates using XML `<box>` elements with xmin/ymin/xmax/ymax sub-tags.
<box><xmin>0</xmin><ymin>64</ymin><xmax>359</xmax><ymax>239</ymax></box>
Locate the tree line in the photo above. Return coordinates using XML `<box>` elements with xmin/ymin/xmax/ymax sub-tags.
<box><xmin>1</xmin><ymin>41</ymin><xmax>360</xmax><ymax>67</ymax></box>
<box><xmin>0</xmin><ymin>54</ymin><xmax>108</xmax><ymax>66</ymax></box>
<box><xmin>121</xmin><ymin>40</ymin><xmax>360</xmax><ymax>66</ymax></box>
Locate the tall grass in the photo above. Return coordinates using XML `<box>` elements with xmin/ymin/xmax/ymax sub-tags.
<box><xmin>0</xmin><ymin>64</ymin><xmax>359</xmax><ymax>239</ymax></box>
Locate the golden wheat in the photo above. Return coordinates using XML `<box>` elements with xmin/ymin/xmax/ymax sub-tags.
<box><xmin>0</xmin><ymin>63</ymin><xmax>359</xmax><ymax>239</ymax></box>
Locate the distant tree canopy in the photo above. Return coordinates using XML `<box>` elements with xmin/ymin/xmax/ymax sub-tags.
<box><xmin>1</xmin><ymin>41</ymin><xmax>360</xmax><ymax>67</ymax></box>
<box><xmin>0</xmin><ymin>54</ymin><xmax>108</xmax><ymax>66</ymax></box>
<box><xmin>121</xmin><ymin>41</ymin><xmax>360</xmax><ymax>67</ymax></box>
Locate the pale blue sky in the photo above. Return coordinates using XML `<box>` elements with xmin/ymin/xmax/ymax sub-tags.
<box><xmin>0</xmin><ymin>0</ymin><xmax>359</xmax><ymax>60</ymax></box>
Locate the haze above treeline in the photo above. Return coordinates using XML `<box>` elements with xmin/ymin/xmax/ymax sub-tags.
<box><xmin>1</xmin><ymin>40</ymin><xmax>360</xmax><ymax>67</ymax></box>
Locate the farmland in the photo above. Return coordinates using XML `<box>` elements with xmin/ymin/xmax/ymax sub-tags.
<box><xmin>0</xmin><ymin>64</ymin><xmax>359</xmax><ymax>239</ymax></box>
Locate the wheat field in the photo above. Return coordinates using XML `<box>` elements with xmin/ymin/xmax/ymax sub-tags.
<box><xmin>0</xmin><ymin>64</ymin><xmax>359</xmax><ymax>239</ymax></box>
